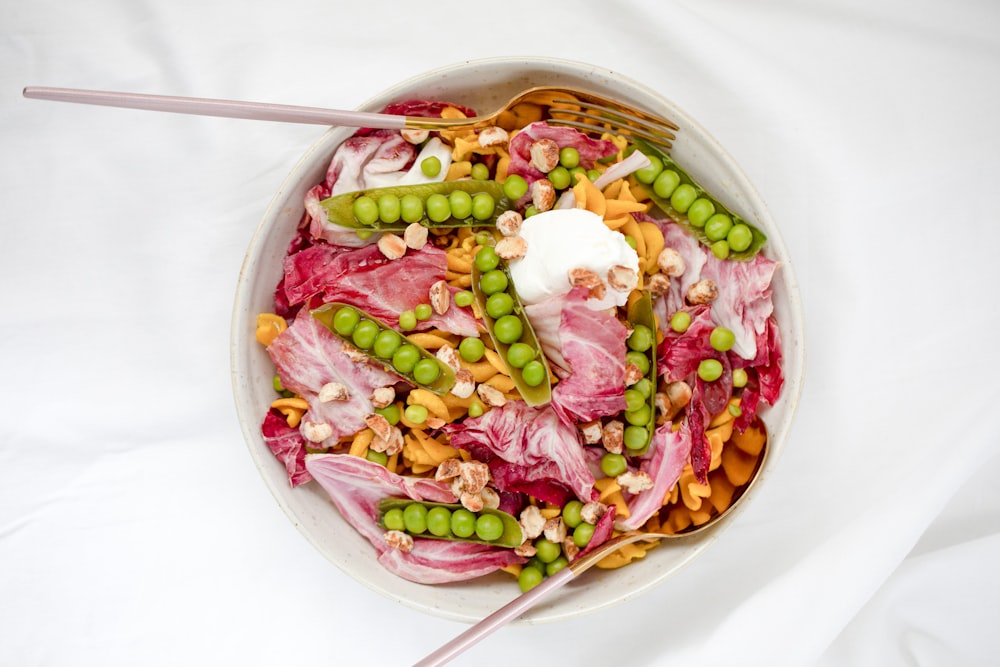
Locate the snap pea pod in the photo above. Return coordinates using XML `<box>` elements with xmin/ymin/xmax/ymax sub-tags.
<box><xmin>630</xmin><ymin>139</ymin><xmax>767</xmax><ymax>261</ymax></box>
<box><xmin>377</xmin><ymin>498</ymin><xmax>524</xmax><ymax>548</ymax></box>
<box><xmin>311</xmin><ymin>302</ymin><xmax>455</xmax><ymax>395</ymax></box>
<box><xmin>623</xmin><ymin>292</ymin><xmax>658</xmax><ymax>456</ymax></box>
<box><xmin>471</xmin><ymin>238</ymin><xmax>552</xmax><ymax>407</ymax></box>
<box><xmin>319</xmin><ymin>180</ymin><xmax>513</xmax><ymax>231</ymax></box>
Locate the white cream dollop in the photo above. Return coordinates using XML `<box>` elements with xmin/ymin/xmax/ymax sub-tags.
<box><xmin>507</xmin><ymin>208</ymin><xmax>640</xmax><ymax>310</ymax></box>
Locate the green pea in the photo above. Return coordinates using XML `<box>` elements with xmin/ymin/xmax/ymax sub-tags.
<box><xmin>524</xmin><ymin>205</ymin><xmax>538</xmax><ymax>218</ymax></box>
<box><xmin>559</xmin><ymin>146</ymin><xmax>580</xmax><ymax>169</ymax></box>
<box><xmin>506</xmin><ymin>342</ymin><xmax>535</xmax><ymax>369</ymax></box>
<box><xmin>450</xmin><ymin>508</ymin><xmax>477</xmax><ymax>538</ymax></box>
<box><xmin>375</xmin><ymin>402</ymin><xmax>400</xmax><ymax>425</ymax></box>
<box><xmin>449</xmin><ymin>189</ymin><xmax>473</xmax><ymax>219</ymax></box>
<box><xmin>356</xmin><ymin>229</ymin><xmax>373</xmax><ymax>240</ymax></box>
<box><xmin>373</xmin><ymin>329</ymin><xmax>402</xmax><ymax>358</ymax></box>
<box><xmin>351</xmin><ymin>319</ymin><xmax>379</xmax><ymax>349</ymax></box>
<box><xmin>377</xmin><ymin>194</ymin><xmax>401</xmax><ymax>223</ymax></box>
<box><xmin>521</xmin><ymin>360</ymin><xmax>546</xmax><ymax>387</ymax></box>
<box><xmin>634</xmin><ymin>154</ymin><xmax>663</xmax><ymax>184</ymax></box>
<box><xmin>548</xmin><ymin>166</ymin><xmax>571</xmax><ymax>190</ymax></box>
<box><xmin>710</xmin><ymin>326</ymin><xmax>736</xmax><ymax>352</ymax></box>
<box><xmin>729</xmin><ymin>403</ymin><xmax>743</xmax><ymax>418</ymax></box>
<box><xmin>572</xmin><ymin>522</ymin><xmax>595</xmax><ymax>548</ymax></box>
<box><xmin>479</xmin><ymin>269</ymin><xmax>508</xmax><ymax>295</ymax></box>
<box><xmin>687</xmin><ymin>198</ymin><xmax>715</xmax><ymax>227</ymax></box>
<box><xmin>352</xmin><ymin>196</ymin><xmax>379</xmax><ymax>225</ymax></box>
<box><xmin>586</xmin><ymin>169</ymin><xmax>601</xmax><ymax>182</ymax></box>
<box><xmin>518</xmin><ymin>565</ymin><xmax>544</xmax><ymax>592</ymax></box>
<box><xmin>467</xmin><ymin>401</ymin><xmax>484</xmax><ymax>418</ymax></box>
<box><xmin>459</xmin><ymin>336</ymin><xmax>486</xmax><ymax>363</ymax></box>
<box><xmin>454</xmin><ymin>290</ymin><xmax>475</xmax><ymax>307</ymax></box>
<box><xmin>601</xmin><ymin>453</ymin><xmax>628</xmax><ymax>477</ymax></box>
<box><xmin>534</xmin><ymin>538</ymin><xmax>562</xmax><ymax>563</ymax></box>
<box><xmin>471</xmin><ymin>193</ymin><xmax>496</xmax><ymax>220</ymax></box>
<box><xmin>653</xmin><ymin>169</ymin><xmax>680</xmax><ymax>198</ymax></box>
<box><xmin>732</xmin><ymin>368</ymin><xmax>749</xmax><ymax>388</ymax></box>
<box><xmin>421</xmin><ymin>156</ymin><xmax>441</xmax><ymax>178</ymax></box>
<box><xmin>562</xmin><ymin>500</ymin><xmax>583</xmax><ymax>528</ymax></box>
<box><xmin>272</xmin><ymin>374</ymin><xmax>285</xmax><ymax>393</ymax></box>
<box><xmin>624</xmin><ymin>235</ymin><xmax>637</xmax><ymax>249</ymax></box>
<box><xmin>485</xmin><ymin>292</ymin><xmax>514</xmax><ymax>319</ymax></box>
<box><xmin>704</xmin><ymin>213</ymin><xmax>733</xmax><ymax>242</ymax></box>
<box><xmin>400</xmin><ymin>194</ymin><xmax>424</xmax><ymax>223</ymax></box>
<box><xmin>624</xmin><ymin>425</ymin><xmax>649</xmax><ymax>451</ymax></box>
<box><xmin>402</xmin><ymin>502</ymin><xmax>428</xmax><ymax>534</ymax></box>
<box><xmin>626</xmin><ymin>350</ymin><xmax>650</xmax><ymax>375</ymax></box>
<box><xmin>415</xmin><ymin>303</ymin><xmax>433</xmax><ymax>321</ymax></box>
<box><xmin>627</xmin><ymin>324</ymin><xmax>654</xmax><ymax>352</ymax></box>
<box><xmin>426</xmin><ymin>506</ymin><xmax>452</xmax><ymax>537</ymax></box>
<box><xmin>398</xmin><ymin>309</ymin><xmax>417</xmax><ymax>331</ymax></box>
<box><xmin>413</xmin><ymin>358</ymin><xmax>441</xmax><ymax>385</ymax></box>
<box><xmin>670</xmin><ymin>311</ymin><xmax>691</xmax><ymax>333</ymax></box>
<box><xmin>475</xmin><ymin>246</ymin><xmax>500</xmax><ymax>272</ymax></box>
<box><xmin>727</xmin><ymin>223</ymin><xmax>753</xmax><ymax>252</ymax></box>
<box><xmin>426</xmin><ymin>193</ymin><xmax>451</xmax><ymax>223</ymax></box>
<box><xmin>625</xmin><ymin>388</ymin><xmax>645</xmax><ymax>412</ymax></box>
<box><xmin>475</xmin><ymin>231</ymin><xmax>494</xmax><ymax>247</ymax></box>
<box><xmin>568</xmin><ymin>166</ymin><xmax>587</xmax><ymax>183</ymax></box>
<box><xmin>493</xmin><ymin>315</ymin><xmax>524</xmax><ymax>344</ymax></box>
<box><xmin>546</xmin><ymin>556</ymin><xmax>569</xmax><ymax>577</ymax></box>
<box><xmin>698</xmin><ymin>358</ymin><xmax>724</xmax><ymax>382</ymax></box>
<box><xmin>383</xmin><ymin>507</ymin><xmax>405</xmax><ymax>531</ymax></box>
<box><xmin>711</xmin><ymin>240</ymin><xmax>731</xmax><ymax>259</ymax></box>
<box><xmin>632</xmin><ymin>377</ymin><xmax>653</xmax><ymax>398</ymax></box>
<box><xmin>391</xmin><ymin>344</ymin><xmax>420</xmax><ymax>373</ymax></box>
<box><xmin>366</xmin><ymin>449</ymin><xmax>388</xmax><ymax>467</ymax></box>
<box><xmin>502</xmin><ymin>174</ymin><xmax>528</xmax><ymax>200</ymax></box>
<box><xmin>670</xmin><ymin>184</ymin><xmax>697</xmax><ymax>213</ymax></box>
<box><xmin>404</xmin><ymin>404</ymin><xmax>428</xmax><ymax>424</ymax></box>
<box><xmin>626</xmin><ymin>404</ymin><xmax>652</xmax><ymax>426</ymax></box>
<box><xmin>475</xmin><ymin>514</ymin><xmax>504</xmax><ymax>542</ymax></box>
<box><xmin>332</xmin><ymin>306</ymin><xmax>361</xmax><ymax>336</ymax></box>
<box><xmin>470</xmin><ymin>163</ymin><xmax>490</xmax><ymax>180</ymax></box>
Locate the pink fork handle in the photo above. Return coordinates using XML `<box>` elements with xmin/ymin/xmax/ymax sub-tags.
<box><xmin>413</xmin><ymin>566</ymin><xmax>576</xmax><ymax>667</ymax></box>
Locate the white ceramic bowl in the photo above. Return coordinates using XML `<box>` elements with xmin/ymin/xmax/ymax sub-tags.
<box><xmin>230</xmin><ymin>57</ymin><xmax>805</xmax><ymax>623</ymax></box>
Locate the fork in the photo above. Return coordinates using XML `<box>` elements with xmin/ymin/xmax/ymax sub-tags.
<box><xmin>21</xmin><ymin>85</ymin><xmax>677</xmax><ymax>154</ymax></box>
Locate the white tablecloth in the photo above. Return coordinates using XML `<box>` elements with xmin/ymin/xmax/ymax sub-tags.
<box><xmin>3</xmin><ymin>1</ymin><xmax>999</xmax><ymax>665</ymax></box>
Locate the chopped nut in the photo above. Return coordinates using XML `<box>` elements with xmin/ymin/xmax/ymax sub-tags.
<box><xmin>665</xmin><ymin>381</ymin><xmax>692</xmax><ymax>420</ymax></box>
<box><xmin>480</xmin><ymin>487</ymin><xmax>501</xmax><ymax>510</ymax></box>
<box><xmin>377</xmin><ymin>233</ymin><xmax>407</xmax><ymax>260</ymax></box>
<box><xmin>657</xmin><ymin>247</ymin><xmax>686</xmax><ymax>277</ymax></box>
<box><xmin>302</xmin><ymin>421</ymin><xmax>333</xmax><ymax>444</ymax></box>
<box><xmin>429</xmin><ymin>279</ymin><xmax>451</xmax><ymax>315</ymax></box>
<box><xmin>400</xmin><ymin>128</ymin><xmax>429</xmax><ymax>144</ymax></box>
<box><xmin>580</xmin><ymin>501</ymin><xmax>606</xmax><ymax>525</ymax></box>
<box><xmin>529</xmin><ymin>138</ymin><xmax>560</xmax><ymax>172</ymax></box>
<box><xmin>568</xmin><ymin>267</ymin><xmax>607</xmax><ymax>301</ymax></box>
<box><xmin>370</xmin><ymin>386</ymin><xmax>396</xmax><ymax>409</ymax></box>
<box><xmin>624</xmin><ymin>363</ymin><xmax>644</xmax><ymax>386</ymax></box>
<box><xmin>403</xmin><ymin>222</ymin><xmax>428</xmax><ymax>250</ymax></box>
<box><xmin>341</xmin><ymin>344</ymin><xmax>368</xmax><ymax>363</ymax></box>
<box><xmin>459</xmin><ymin>460</ymin><xmax>491</xmax><ymax>495</ymax></box>
<box><xmin>371</xmin><ymin>425</ymin><xmax>404</xmax><ymax>455</ymax></box>
<box><xmin>436</xmin><ymin>344</ymin><xmax>461</xmax><ymax>371</ymax></box>
<box><xmin>450</xmin><ymin>369</ymin><xmax>476</xmax><ymax>399</ymax></box>
<box><xmin>543</xmin><ymin>517</ymin><xmax>567</xmax><ymax>543</ymax></box>
<box><xmin>460</xmin><ymin>491</ymin><xmax>484</xmax><ymax>512</ymax></box>
<box><xmin>562</xmin><ymin>537</ymin><xmax>580</xmax><ymax>561</ymax></box>
<box><xmin>495</xmin><ymin>236</ymin><xmax>527</xmax><ymax>260</ymax></box>
<box><xmin>530</xmin><ymin>179</ymin><xmax>556</xmax><ymax>212</ymax></box>
<box><xmin>519</xmin><ymin>505</ymin><xmax>546</xmax><ymax>540</ymax></box>
<box><xmin>617</xmin><ymin>471</ymin><xmax>654</xmax><ymax>494</ymax></box>
<box><xmin>646</xmin><ymin>272</ymin><xmax>671</xmax><ymax>297</ymax></box>
<box><xmin>318</xmin><ymin>381</ymin><xmax>350</xmax><ymax>402</ymax></box>
<box><xmin>364</xmin><ymin>413</ymin><xmax>393</xmax><ymax>441</ymax></box>
<box><xmin>602</xmin><ymin>420</ymin><xmax>624</xmax><ymax>454</ymax></box>
<box><xmin>384</xmin><ymin>530</ymin><xmax>415</xmax><ymax>553</ymax></box>
<box><xmin>435</xmin><ymin>458</ymin><xmax>462</xmax><ymax>482</ymax></box>
<box><xmin>514</xmin><ymin>542</ymin><xmax>538</xmax><ymax>558</ymax></box>
<box><xmin>477</xmin><ymin>383</ymin><xmax>507</xmax><ymax>408</ymax></box>
<box><xmin>687</xmin><ymin>279</ymin><xmax>719</xmax><ymax>305</ymax></box>
<box><xmin>607</xmin><ymin>265</ymin><xmax>639</xmax><ymax>292</ymax></box>
<box><xmin>495</xmin><ymin>210</ymin><xmax>523</xmax><ymax>237</ymax></box>
<box><xmin>654</xmin><ymin>391</ymin><xmax>670</xmax><ymax>424</ymax></box>
<box><xmin>579</xmin><ymin>420</ymin><xmax>603</xmax><ymax>444</ymax></box>
<box><xmin>478</xmin><ymin>126</ymin><xmax>509</xmax><ymax>148</ymax></box>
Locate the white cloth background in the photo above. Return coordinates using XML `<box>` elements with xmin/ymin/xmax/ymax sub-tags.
<box><xmin>3</xmin><ymin>1</ymin><xmax>999</xmax><ymax>665</ymax></box>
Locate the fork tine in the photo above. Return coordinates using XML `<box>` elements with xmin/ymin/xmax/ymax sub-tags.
<box><xmin>546</xmin><ymin>96</ymin><xmax>677</xmax><ymax>153</ymax></box>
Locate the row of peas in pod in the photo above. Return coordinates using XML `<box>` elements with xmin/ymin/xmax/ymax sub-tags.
<box><xmin>471</xmin><ymin>238</ymin><xmax>552</xmax><ymax>406</ymax></box>
<box><xmin>378</xmin><ymin>499</ymin><xmax>523</xmax><ymax>547</ymax></box>
<box><xmin>517</xmin><ymin>500</ymin><xmax>599</xmax><ymax>592</ymax></box>
<box><xmin>310</xmin><ymin>303</ymin><xmax>455</xmax><ymax>395</ymax></box>
<box><xmin>629</xmin><ymin>140</ymin><xmax>768</xmax><ymax>261</ymax></box>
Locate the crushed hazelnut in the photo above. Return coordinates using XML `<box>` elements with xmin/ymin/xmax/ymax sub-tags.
<box><xmin>341</xmin><ymin>344</ymin><xmax>368</xmax><ymax>363</ymax></box>
<box><xmin>530</xmin><ymin>179</ymin><xmax>556</xmax><ymax>212</ymax></box>
<box><xmin>459</xmin><ymin>460</ymin><xmax>491</xmax><ymax>495</ymax></box>
<box><xmin>602</xmin><ymin>420</ymin><xmax>624</xmax><ymax>454</ymax></box>
<box><xmin>579</xmin><ymin>420</ymin><xmax>603</xmax><ymax>444</ymax></box>
<box><xmin>400</xmin><ymin>128</ymin><xmax>429</xmax><ymax>144</ymax></box>
<box><xmin>302</xmin><ymin>421</ymin><xmax>333</xmax><ymax>444</ymax></box>
<box><xmin>318</xmin><ymin>381</ymin><xmax>350</xmax><ymax>402</ymax></box>
<box><xmin>514</xmin><ymin>542</ymin><xmax>538</xmax><ymax>558</ymax></box>
<box><xmin>370</xmin><ymin>386</ymin><xmax>396</xmax><ymax>409</ymax></box>
<box><xmin>435</xmin><ymin>458</ymin><xmax>462</xmax><ymax>482</ymax></box>
<box><xmin>436</xmin><ymin>344</ymin><xmax>461</xmax><ymax>371</ymax></box>
<box><xmin>519</xmin><ymin>505</ymin><xmax>546</xmax><ymax>540</ymax></box>
<box><xmin>450</xmin><ymin>369</ymin><xmax>476</xmax><ymax>399</ymax></box>
<box><xmin>654</xmin><ymin>391</ymin><xmax>671</xmax><ymax>424</ymax></box>
<box><xmin>377</xmin><ymin>233</ymin><xmax>407</xmax><ymax>260</ymax></box>
<box><xmin>607</xmin><ymin>265</ymin><xmax>639</xmax><ymax>292</ymax></box>
<box><xmin>480</xmin><ymin>487</ymin><xmax>501</xmax><ymax>510</ymax></box>
<box><xmin>580</xmin><ymin>502</ymin><xmax>606</xmax><ymax>525</ymax></box>
<box><xmin>568</xmin><ymin>267</ymin><xmax>607</xmax><ymax>301</ymax></box>
<box><xmin>495</xmin><ymin>236</ymin><xmax>527</xmax><ymax>261</ymax></box>
<box><xmin>460</xmin><ymin>491</ymin><xmax>484</xmax><ymax>512</ymax></box>
<box><xmin>687</xmin><ymin>279</ymin><xmax>719</xmax><ymax>305</ymax></box>
<box><xmin>624</xmin><ymin>363</ymin><xmax>644</xmax><ymax>386</ymax></box>
<box><xmin>364</xmin><ymin>413</ymin><xmax>393</xmax><ymax>441</ymax></box>
<box><xmin>529</xmin><ymin>138</ymin><xmax>560</xmax><ymax>172</ymax></box>
<box><xmin>617</xmin><ymin>471</ymin><xmax>655</xmax><ymax>494</ymax></box>
<box><xmin>657</xmin><ymin>247</ymin><xmax>686</xmax><ymax>277</ymax></box>
<box><xmin>429</xmin><ymin>279</ymin><xmax>451</xmax><ymax>315</ymax></box>
<box><xmin>403</xmin><ymin>222</ymin><xmax>428</xmax><ymax>250</ymax></box>
<box><xmin>495</xmin><ymin>210</ymin><xmax>523</xmax><ymax>237</ymax></box>
<box><xmin>665</xmin><ymin>381</ymin><xmax>692</xmax><ymax>418</ymax></box>
<box><xmin>562</xmin><ymin>537</ymin><xmax>580</xmax><ymax>561</ymax></box>
<box><xmin>384</xmin><ymin>530</ymin><xmax>414</xmax><ymax>553</ymax></box>
<box><xmin>477</xmin><ymin>383</ymin><xmax>507</xmax><ymax>408</ymax></box>
<box><xmin>543</xmin><ymin>517</ymin><xmax>567</xmax><ymax>543</ymax></box>
<box><xmin>646</xmin><ymin>272</ymin><xmax>671</xmax><ymax>297</ymax></box>
<box><xmin>371</xmin><ymin>425</ymin><xmax>404</xmax><ymax>455</ymax></box>
<box><xmin>478</xmin><ymin>126</ymin><xmax>509</xmax><ymax>148</ymax></box>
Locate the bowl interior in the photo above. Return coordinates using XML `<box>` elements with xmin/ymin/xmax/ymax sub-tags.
<box><xmin>230</xmin><ymin>57</ymin><xmax>805</xmax><ymax>623</ymax></box>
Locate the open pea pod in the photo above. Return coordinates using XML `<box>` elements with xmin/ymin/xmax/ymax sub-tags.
<box><xmin>471</xmin><ymin>240</ymin><xmax>552</xmax><ymax>407</ymax></box>
<box><xmin>319</xmin><ymin>180</ymin><xmax>513</xmax><ymax>231</ymax></box>
<box><xmin>311</xmin><ymin>302</ymin><xmax>455</xmax><ymax>395</ymax></box>
<box><xmin>623</xmin><ymin>292</ymin><xmax>658</xmax><ymax>456</ymax></box>
<box><xmin>630</xmin><ymin>139</ymin><xmax>767</xmax><ymax>261</ymax></box>
<box><xmin>377</xmin><ymin>498</ymin><xmax>524</xmax><ymax>548</ymax></box>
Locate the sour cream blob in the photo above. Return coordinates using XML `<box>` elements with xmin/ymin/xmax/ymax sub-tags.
<box><xmin>507</xmin><ymin>208</ymin><xmax>640</xmax><ymax>311</ymax></box>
